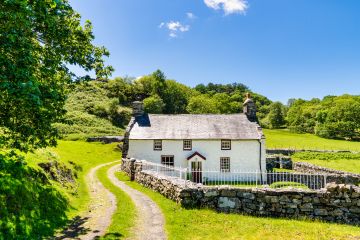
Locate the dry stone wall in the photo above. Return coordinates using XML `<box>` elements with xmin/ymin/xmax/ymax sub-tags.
<box><xmin>121</xmin><ymin>159</ymin><xmax>360</xmax><ymax>225</ymax></box>
<box><xmin>294</xmin><ymin>162</ymin><xmax>360</xmax><ymax>185</ymax></box>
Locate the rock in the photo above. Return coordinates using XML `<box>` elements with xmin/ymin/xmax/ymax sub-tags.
<box><xmin>243</xmin><ymin>192</ymin><xmax>255</xmax><ymax>200</ymax></box>
<box><xmin>204</xmin><ymin>189</ymin><xmax>219</xmax><ymax>197</ymax></box>
<box><xmin>218</xmin><ymin>197</ymin><xmax>240</xmax><ymax>209</ymax></box>
<box><xmin>349</xmin><ymin>207</ymin><xmax>360</xmax><ymax>214</ymax></box>
<box><xmin>314</xmin><ymin>209</ymin><xmax>328</xmax><ymax>216</ymax></box>
<box><xmin>331</xmin><ymin>209</ymin><xmax>343</xmax><ymax>216</ymax></box>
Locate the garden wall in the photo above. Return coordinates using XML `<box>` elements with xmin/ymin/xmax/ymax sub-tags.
<box><xmin>121</xmin><ymin>158</ymin><xmax>360</xmax><ymax>225</ymax></box>
<box><xmin>294</xmin><ymin>162</ymin><xmax>360</xmax><ymax>185</ymax></box>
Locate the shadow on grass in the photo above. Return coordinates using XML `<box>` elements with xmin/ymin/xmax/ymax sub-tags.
<box><xmin>54</xmin><ymin>216</ymin><xmax>91</xmax><ymax>239</ymax></box>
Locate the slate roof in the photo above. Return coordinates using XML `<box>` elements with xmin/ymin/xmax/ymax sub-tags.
<box><xmin>129</xmin><ymin>114</ymin><xmax>263</xmax><ymax>140</ymax></box>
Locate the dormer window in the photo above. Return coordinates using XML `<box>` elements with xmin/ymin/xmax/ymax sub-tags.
<box><xmin>153</xmin><ymin>140</ymin><xmax>162</xmax><ymax>151</ymax></box>
<box><xmin>183</xmin><ymin>140</ymin><xmax>192</xmax><ymax>150</ymax></box>
<box><xmin>221</xmin><ymin>140</ymin><xmax>231</xmax><ymax>150</ymax></box>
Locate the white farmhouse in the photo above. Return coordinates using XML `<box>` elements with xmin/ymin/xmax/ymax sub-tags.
<box><xmin>123</xmin><ymin>94</ymin><xmax>266</xmax><ymax>183</ymax></box>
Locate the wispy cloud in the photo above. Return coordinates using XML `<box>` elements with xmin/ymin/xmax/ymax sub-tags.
<box><xmin>159</xmin><ymin>21</ymin><xmax>190</xmax><ymax>38</ymax></box>
<box><xmin>186</xmin><ymin>12</ymin><xmax>196</xmax><ymax>19</ymax></box>
<box><xmin>204</xmin><ymin>0</ymin><xmax>248</xmax><ymax>15</ymax></box>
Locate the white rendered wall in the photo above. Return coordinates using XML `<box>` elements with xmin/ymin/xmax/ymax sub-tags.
<box><xmin>127</xmin><ymin>139</ymin><xmax>266</xmax><ymax>172</ymax></box>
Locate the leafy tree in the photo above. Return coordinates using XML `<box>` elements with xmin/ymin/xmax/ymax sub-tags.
<box><xmin>0</xmin><ymin>0</ymin><xmax>113</xmax><ymax>151</ymax></box>
<box><xmin>267</xmin><ymin>102</ymin><xmax>286</xmax><ymax>129</ymax></box>
<box><xmin>143</xmin><ymin>95</ymin><xmax>165</xmax><ymax>114</ymax></box>
<box><xmin>162</xmin><ymin>80</ymin><xmax>192</xmax><ymax>114</ymax></box>
<box><xmin>187</xmin><ymin>95</ymin><xmax>220</xmax><ymax>114</ymax></box>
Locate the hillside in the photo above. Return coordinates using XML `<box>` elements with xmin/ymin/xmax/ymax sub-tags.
<box><xmin>55</xmin><ymin>71</ymin><xmax>272</xmax><ymax>140</ymax></box>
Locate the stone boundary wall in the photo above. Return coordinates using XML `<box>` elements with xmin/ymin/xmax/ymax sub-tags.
<box><xmin>121</xmin><ymin>158</ymin><xmax>360</xmax><ymax>225</ymax></box>
<box><xmin>266</xmin><ymin>149</ymin><xmax>358</xmax><ymax>156</ymax></box>
<box><xmin>294</xmin><ymin>162</ymin><xmax>360</xmax><ymax>185</ymax></box>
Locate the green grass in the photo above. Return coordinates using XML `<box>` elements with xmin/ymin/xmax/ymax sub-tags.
<box><xmin>292</xmin><ymin>152</ymin><xmax>360</xmax><ymax>174</ymax></box>
<box><xmin>96</xmin><ymin>162</ymin><xmax>136</xmax><ymax>239</ymax></box>
<box><xmin>116</xmin><ymin>172</ymin><xmax>360</xmax><ymax>240</ymax></box>
<box><xmin>269</xmin><ymin>181</ymin><xmax>309</xmax><ymax>190</ymax></box>
<box><xmin>264</xmin><ymin>129</ymin><xmax>360</xmax><ymax>151</ymax></box>
<box><xmin>26</xmin><ymin>141</ymin><xmax>122</xmax><ymax>218</ymax></box>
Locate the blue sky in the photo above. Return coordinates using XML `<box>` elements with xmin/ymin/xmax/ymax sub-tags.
<box><xmin>70</xmin><ymin>0</ymin><xmax>360</xmax><ymax>103</ymax></box>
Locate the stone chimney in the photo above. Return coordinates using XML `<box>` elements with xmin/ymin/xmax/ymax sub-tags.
<box><xmin>132</xmin><ymin>101</ymin><xmax>144</xmax><ymax>116</ymax></box>
<box><xmin>243</xmin><ymin>93</ymin><xmax>257</xmax><ymax>122</ymax></box>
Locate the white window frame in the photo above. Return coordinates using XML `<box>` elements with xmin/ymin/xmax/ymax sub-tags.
<box><xmin>221</xmin><ymin>139</ymin><xmax>231</xmax><ymax>150</ymax></box>
<box><xmin>220</xmin><ymin>157</ymin><xmax>230</xmax><ymax>172</ymax></box>
<box><xmin>183</xmin><ymin>139</ymin><xmax>192</xmax><ymax>150</ymax></box>
<box><xmin>153</xmin><ymin>140</ymin><xmax>162</xmax><ymax>151</ymax></box>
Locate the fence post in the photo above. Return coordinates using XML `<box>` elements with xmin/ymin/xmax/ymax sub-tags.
<box><xmin>130</xmin><ymin>159</ymin><xmax>136</xmax><ymax>181</ymax></box>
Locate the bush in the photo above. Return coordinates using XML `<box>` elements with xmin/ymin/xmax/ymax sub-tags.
<box><xmin>269</xmin><ymin>181</ymin><xmax>309</xmax><ymax>189</ymax></box>
<box><xmin>0</xmin><ymin>152</ymin><xmax>68</xmax><ymax>239</ymax></box>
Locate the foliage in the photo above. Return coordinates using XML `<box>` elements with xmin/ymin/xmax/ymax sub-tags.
<box><xmin>0</xmin><ymin>0</ymin><xmax>113</xmax><ymax>151</ymax></box>
<box><xmin>117</xmin><ymin>172</ymin><xmax>360</xmax><ymax>240</ymax></box>
<box><xmin>143</xmin><ymin>95</ymin><xmax>165</xmax><ymax>114</ymax></box>
<box><xmin>0</xmin><ymin>152</ymin><xmax>68</xmax><ymax>239</ymax></box>
<box><xmin>263</xmin><ymin>102</ymin><xmax>286</xmax><ymax>129</ymax></box>
<box><xmin>286</xmin><ymin>95</ymin><xmax>360</xmax><ymax>139</ymax></box>
<box><xmin>187</xmin><ymin>95</ymin><xmax>221</xmax><ymax>114</ymax></box>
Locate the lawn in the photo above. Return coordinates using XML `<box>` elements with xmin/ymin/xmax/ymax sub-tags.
<box><xmin>97</xmin><ymin>162</ymin><xmax>136</xmax><ymax>239</ymax></box>
<box><xmin>264</xmin><ymin>129</ymin><xmax>360</xmax><ymax>151</ymax></box>
<box><xmin>116</xmin><ymin>172</ymin><xmax>360</xmax><ymax>240</ymax></box>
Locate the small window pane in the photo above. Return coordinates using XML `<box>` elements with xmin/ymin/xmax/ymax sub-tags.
<box><xmin>161</xmin><ymin>155</ymin><xmax>174</xmax><ymax>167</ymax></box>
<box><xmin>221</xmin><ymin>140</ymin><xmax>231</xmax><ymax>150</ymax></box>
<box><xmin>183</xmin><ymin>140</ymin><xmax>192</xmax><ymax>150</ymax></box>
<box><xmin>220</xmin><ymin>157</ymin><xmax>230</xmax><ymax>172</ymax></box>
<box><xmin>154</xmin><ymin>140</ymin><xmax>162</xmax><ymax>150</ymax></box>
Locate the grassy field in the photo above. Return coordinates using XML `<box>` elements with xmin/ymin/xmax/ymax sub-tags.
<box><xmin>292</xmin><ymin>152</ymin><xmax>360</xmax><ymax>174</ymax></box>
<box><xmin>264</xmin><ymin>129</ymin><xmax>360</xmax><ymax>151</ymax></box>
<box><xmin>97</xmin><ymin>162</ymin><xmax>136</xmax><ymax>239</ymax></box>
<box><xmin>116</xmin><ymin>172</ymin><xmax>360</xmax><ymax>240</ymax></box>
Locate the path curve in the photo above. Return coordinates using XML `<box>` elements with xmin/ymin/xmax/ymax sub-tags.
<box><xmin>80</xmin><ymin>161</ymin><xmax>120</xmax><ymax>240</ymax></box>
<box><xmin>107</xmin><ymin>164</ymin><xmax>167</xmax><ymax>240</ymax></box>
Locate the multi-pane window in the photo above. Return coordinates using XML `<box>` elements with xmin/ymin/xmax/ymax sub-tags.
<box><xmin>220</xmin><ymin>157</ymin><xmax>230</xmax><ymax>172</ymax></box>
<box><xmin>153</xmin><ymin>140</ymin><xmax>162</xmax><ymax>151</ymax></box>
<box><xmin>161</xmin><ymin>155</ymin><xmax>174</xmax><ymax>167</ymax></box>
<box><xmin>183</xmin><ymin>140</ymin><xmax>192</xmax><ymax>150</ymax></box>
<box><xmin>221</xmin><ymin>140</ymin><xmax>231</xmax><ymax>150</ymax></box>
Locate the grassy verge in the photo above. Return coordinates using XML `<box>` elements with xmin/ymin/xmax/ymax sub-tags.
<box><xmin>27</xmin><ymin>141</ymin><xmax>122</xmax><ymax>218</ymax></box>
<box><xmin>116</xmin><ymin>172</ymin><xmax>360</xmax><ymax>240</ymax></box>
<box><xmin>96</xmin><ymin>162</ymin><xmax>136</xmax><ymax>239</ymax></box>
<box><xmin>264</xmin><ymin>129</ymin><xmax>360</xmax><ymax>151</ymax></box>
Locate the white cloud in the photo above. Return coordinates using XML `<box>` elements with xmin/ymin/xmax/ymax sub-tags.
<box><xmin>186</xmin><ymin>12</ymin><xmax>196</xmax><ymax>19</ymax></box>
<box><xmin>204</xmin><ymin>0</ymin><xmax>248</xmax><ymax>15</ymax></box>
<box><xmin>159</xmin><ymin>20</ymin><xmax>190</xmax><ymax>38</ymax></box>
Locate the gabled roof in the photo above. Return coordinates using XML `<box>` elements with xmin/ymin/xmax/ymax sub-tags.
<box><xmin>187</xmin><ymin>151</ymin><xmax>206</xmax><ymax>160</ymax></box>
<box><xmin>128</xmin><ymin>114</ymin><xmax>263</xmax><ymax>140</ymax></box>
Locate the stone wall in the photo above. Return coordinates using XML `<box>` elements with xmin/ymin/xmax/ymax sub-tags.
<box><xmin>266</xmin><ymin>149</ymin><xmax>357</xmax><ymax>156</ymax></box>
<box><xmin>121</xmin><ymin>159</ymin><xmax>360</xmax><ymax>225</ymax></box>
<box><xmin>266</xmin><ymin>155</ymin><xmax>293</xmax><ymax>170</ymax></box>
<box><xmin>294</xmin><ymin>162</ymin><xmax>360</xmax><ymax>185</ymax></box>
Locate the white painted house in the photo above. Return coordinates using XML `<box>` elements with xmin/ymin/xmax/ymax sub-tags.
<box><xmin>122</xmin><ymin>95</ymin><xmax>266</xmax><ymax>183</ymax></box>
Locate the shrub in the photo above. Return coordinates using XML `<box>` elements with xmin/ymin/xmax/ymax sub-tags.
<box><xmin>0</xmin><ymin>152</ymin><xmax>68</xmax><ymax>239</ymax></box>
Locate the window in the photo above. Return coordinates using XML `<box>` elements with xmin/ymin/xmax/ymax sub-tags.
<box><xmin>221</xmin><ymin>140</ymin><xmax>231</xmax><ymax>150</ymax></box>
<box><xmin>154</xmin><ymin>140</ymin><xmax>162</xmax><ymax>151</ymax></box>
<box><xmin>220</xmin><ymin>157</ymin><xmax>230</xmax><ymax>172</ymax></box>
<box><xmin>183</xmin><ymin>140</ymin><xmax>192</xmax><ymax>150</ymax></box>
<box><xmin>161</xmin><ymin>155</ymin><xmax>174</xmax><ymax>167</ymax></box>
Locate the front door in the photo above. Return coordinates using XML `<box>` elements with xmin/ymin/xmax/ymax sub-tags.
<box><xmin>191</xmin><ymin>161</ymin><xmax>202</xmax><ymax>183</ymax></box>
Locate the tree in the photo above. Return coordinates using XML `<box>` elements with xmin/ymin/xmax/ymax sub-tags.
<box><xmin>267</xmin><ymin>102</ymin><xmax>286</xmax><ymax>129</ymax></box>
<box><xmin>0</xmin><ymin>0</ymin><xmax>113</xmax><ymax>151</ymax></box>
<box><xmin>186</xmin><ymin>95</ymin><xmax>220</xmax><ymax>114</ymax></box>
<box><xmin>143</xmin><ymin>95</ymin><xmax>165</xmax><ymax>114</ymax></box>
<box><xmin>162</xmin><ymin>80</ymin><xmax>192</xmax><ymax>114</ymax></box>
